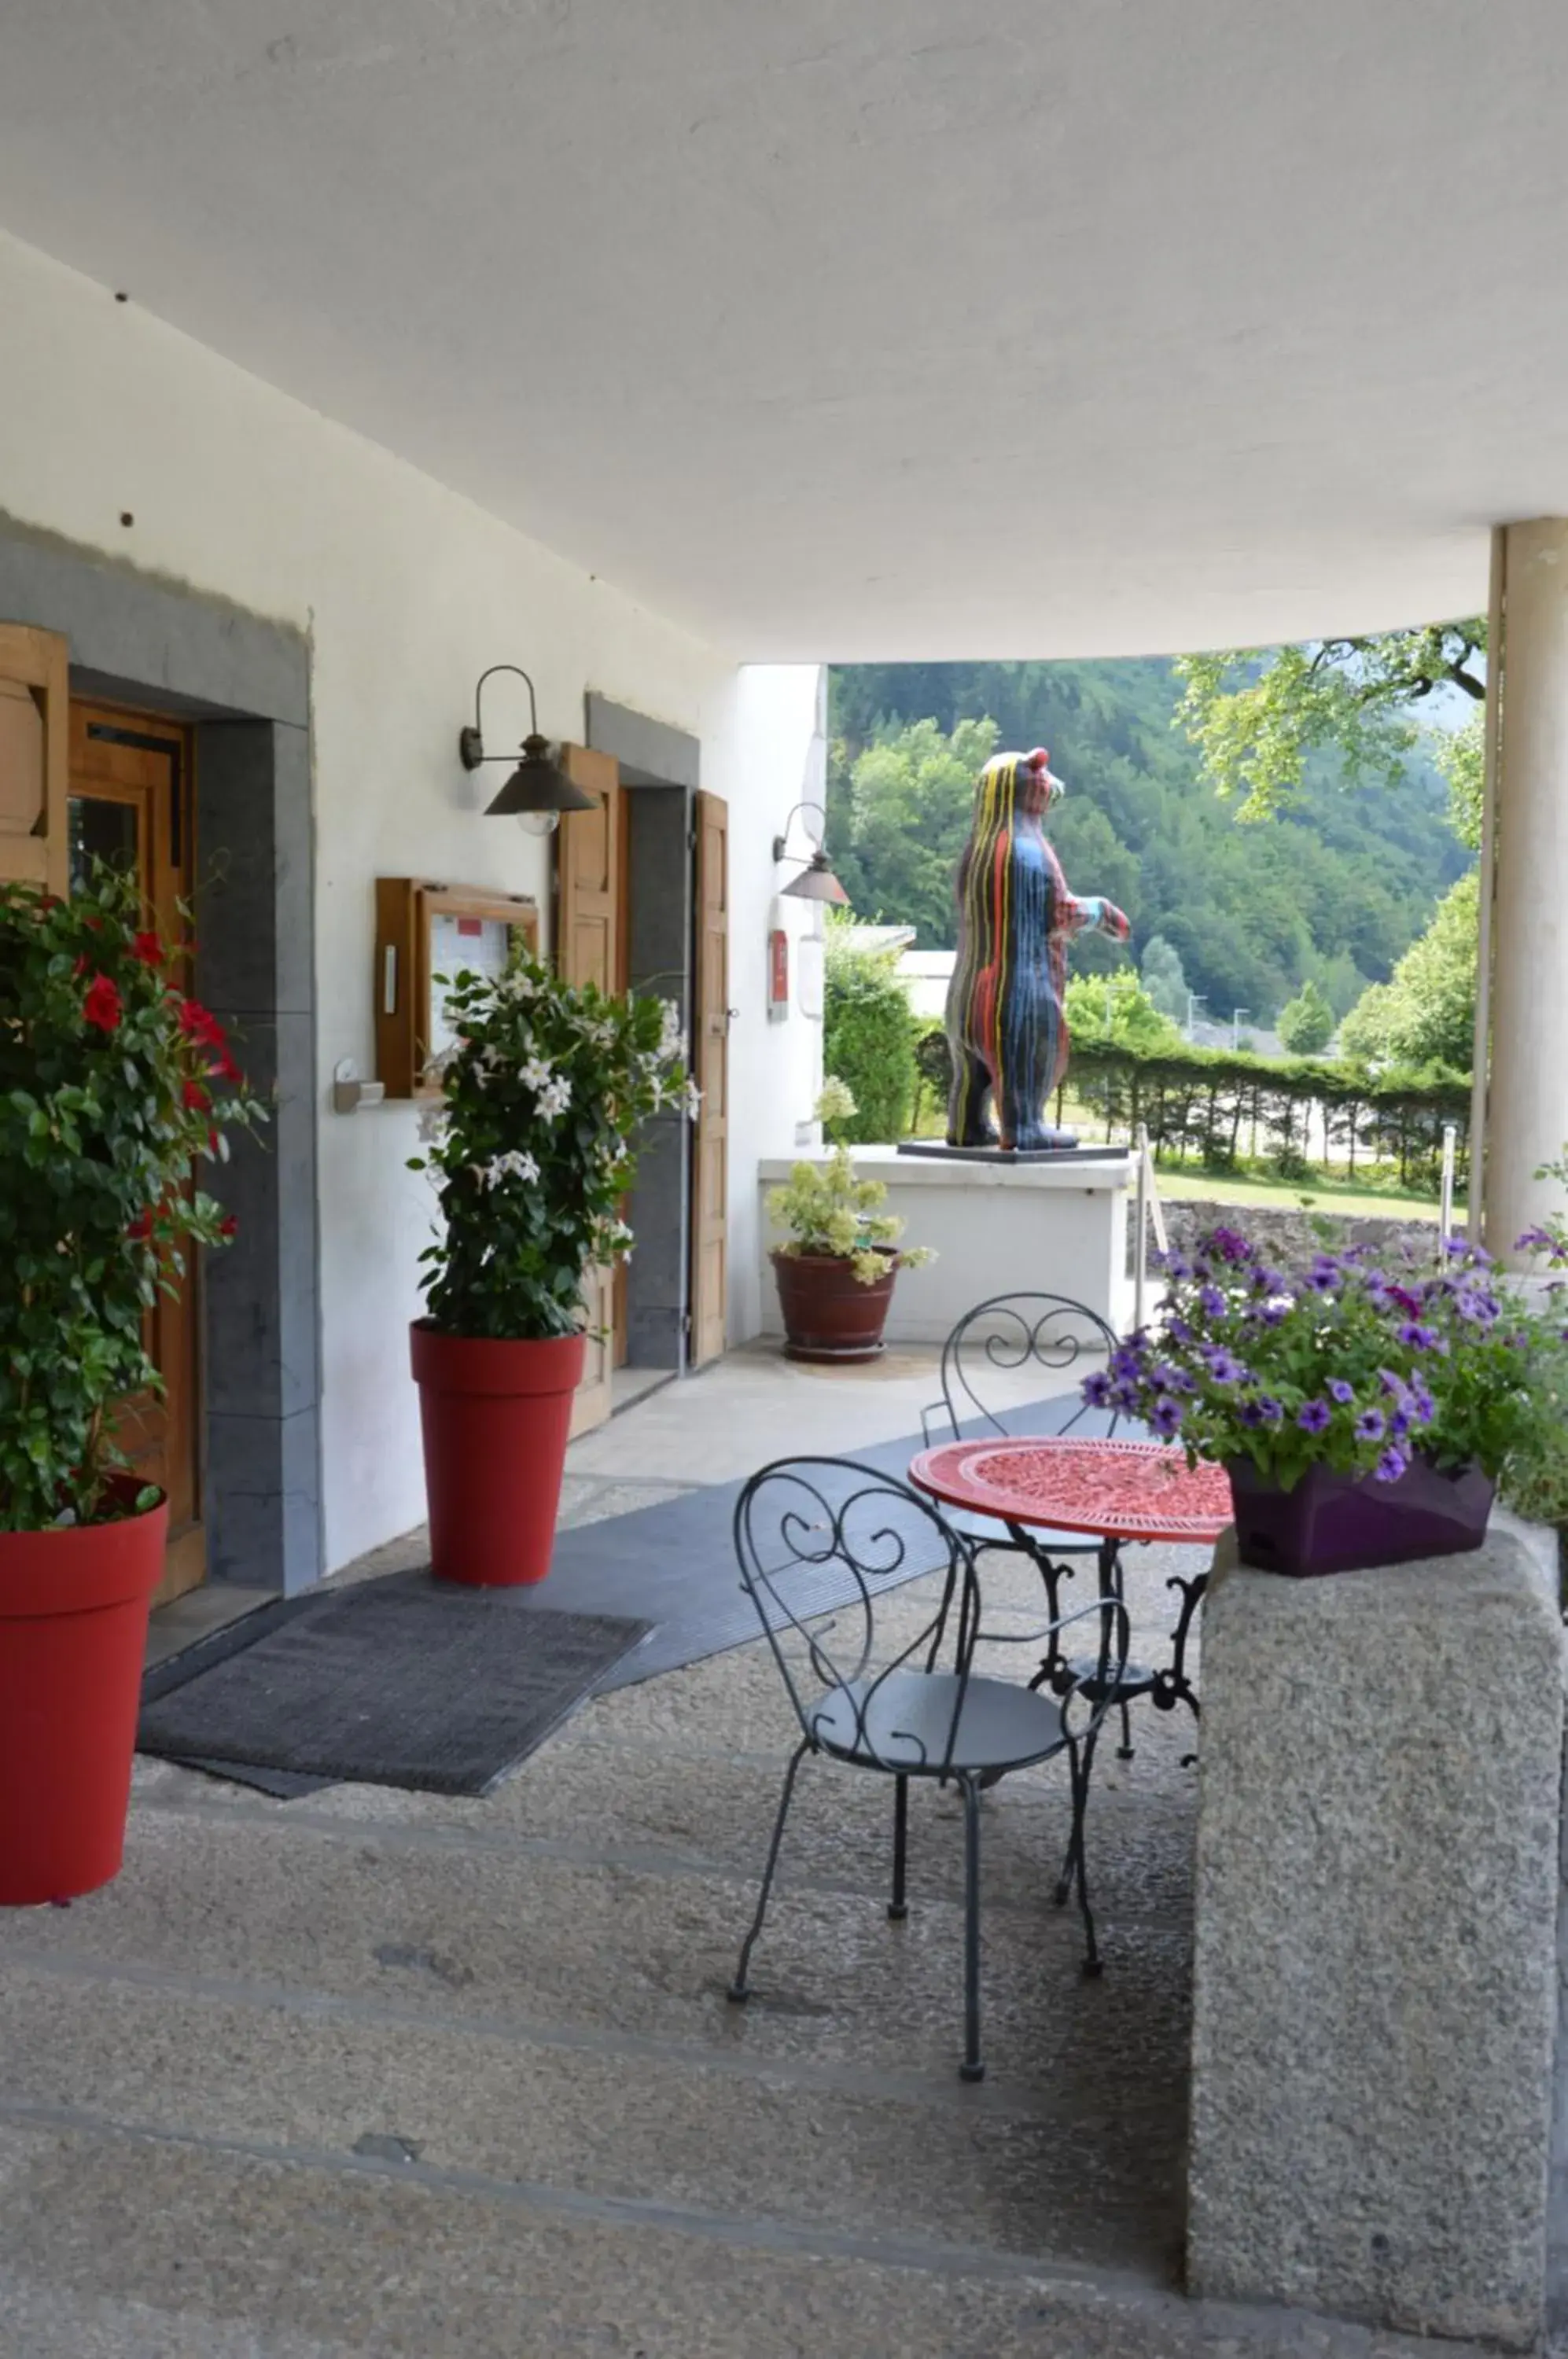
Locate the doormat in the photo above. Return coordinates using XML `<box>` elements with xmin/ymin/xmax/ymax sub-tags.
<box><xmin>137</xmin><ymin>1577</ymin><xmax>650</xmax><ymax>1797</ymax></box>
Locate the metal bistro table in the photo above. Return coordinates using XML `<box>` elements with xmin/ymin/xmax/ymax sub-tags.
<box><xmin>908</xmin><ymin>1435</ymin><xmax>1234</xmax><ymax>1752</ymax></box>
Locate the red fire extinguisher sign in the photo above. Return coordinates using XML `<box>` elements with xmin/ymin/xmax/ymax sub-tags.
<box><xmin>767</xmin><ymin>926</ymin><xmax>790</xmax><ymax>1021</ymax></box>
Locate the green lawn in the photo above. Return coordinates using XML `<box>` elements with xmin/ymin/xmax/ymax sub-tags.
<box><xmin>1152</xmin><ymin>1167</ymin><xmax>1449</xmax><ymax>1225</ymax></box>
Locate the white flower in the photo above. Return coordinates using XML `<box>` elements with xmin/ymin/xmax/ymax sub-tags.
<box><xmin>417</xmin><ymin>1102</ymin><xmax>451</xmax><ymax>1144</ymax></box>
<box><xmin>502</xmin><ymin>970</ymin><xmax>538</xmax><ymax>1001</ymax></box>
<box><xmin>472</xmin><ymin>1149</ymin><xmax>542</xmax><ymax>1190</ymax></box>
<box><xmin>537</xmin><ymin>1075</ymin><xmax>572</xmax><ymax>1120</ymax></box>
<box><xmin>682</xmin><ymin>1077</ymin><xmax>703</xmax><ymax>1121</ymax></box>
<box><xmin>658</xmin><ymin>1000</ymin><xmax>684</xmax><ymax>1058</ymax></box>
<box><xmin>519</xmin><ymin>1055</ymin><xmax>554</xmax><ymax>1091</ymax></box>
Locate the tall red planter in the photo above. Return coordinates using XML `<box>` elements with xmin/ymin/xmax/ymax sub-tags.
<box><xmin>411</xmin><ymin>1322</ymin><xmax>587</xmax><ymax>1586</ymax></box>
<box><xmin>0</xmin><ymin>1481</ymin><xmax>168</xmax><ymax>1905</ymax></box>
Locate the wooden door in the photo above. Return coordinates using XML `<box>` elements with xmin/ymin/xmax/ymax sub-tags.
<box><xmin>69</xmin><ymin>703</ymin><xmax>204</xmax><ymax>1604</ymax></box>
<box><xmin>555</xmin><ymin>744</ymin><xmax>623</xmax><ymax>1437</ymax></box>
<box><xmin>690</xmin><ymin>792</ymin><xmax>729</xmax><ymax>1367</ymax></box>
<box><xmin>0</xmin><ymin>624</ymin><xmax>68</xmax><ymax>892</ymax></box>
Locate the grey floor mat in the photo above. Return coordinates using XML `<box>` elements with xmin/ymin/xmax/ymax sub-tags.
<box><xmin>138</xmin><ymin>1578</ymin><xmax>650</xmax><ymax>1795</ymax></box>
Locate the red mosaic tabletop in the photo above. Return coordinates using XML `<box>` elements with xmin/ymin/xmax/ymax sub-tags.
<box><xmin>909</xmin><ymin>1436</ymin><xmax>1234</xmax><ymax>1544</ymax></box>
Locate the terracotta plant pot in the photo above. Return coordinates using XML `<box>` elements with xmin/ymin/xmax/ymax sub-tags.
<box><xmin>0</xmin><ymin>1478</ymin><xmax>168</xmax><ymax>1905</ymax></box>
<box><xmin>411</xmin><ymin>1322</ymin><xmax>587</xmax><ymax>1586</ymax></box>
<box><xmin>771</xmin><ymin>1249</ymin><xmax>900</xmax><ymax>1364</ymax></box>
<box><xmin>1227</xmin><ymin>1453</ymin><xmax>1494</xmax><ymax>1579</ymax></box>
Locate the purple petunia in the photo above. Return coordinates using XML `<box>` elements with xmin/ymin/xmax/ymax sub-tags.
<box><xmin>1297</xmin><ymin>1398</ymin><xmax>1332</xmax><ymax>1433</ymax></box>
<box><xmin>1205</xmin><ymin>1349</ymin><xmax>1247</xmax><ymax>1386</ymax></box>
<box><xmin>1304</xmin><ymin>1268</ymin><xmax>1338</xmax><ymax>1294</ymax></box>
<box><xmin>1354</xmin><ymin>1408</ymin><xmax>1386</xmax><ymax>1442</ymax></box>
<box><xmin>1398</xmin><ymin>1321</ymin><xmax>1440</xmax><ymax>1352</ymax></box>
<box><xmin>1327</xmin><ymin>1377</ymin><xmax>1355</xmax><ymax>1404</ymax></box>
<box><xmin>1375</xmin><ymin>1445</ymin><xmax>1410</xmax><ymax>1483</ymax></box>
<box><xmin>1166</xmin><ymin>1316</ymin><xmax>1193</xmax><ymax>1345</ymax></box>
<box><xmin>1209</xmin><ymin>1227</ymin><xmax>1251</xmax><ymax>1264</ymax></box>
<box><xmin>1082</xmin><ymin>1371</ymin><xmax>1113</xmax><ymax>1408</ymax></box>
<box><xmin>1515</xmin><ymin>1226</ymin><xmax>1557</xmax><ymax>1256</ymax></box>
<box><xmin>1255</xmin><ymin>1395</ymin><xmax>1284</xmax><ymax>1426</ymax></box>
<box><xmin>1150</xmin><ymin>1395</ymin><xmax>1183</xmax><ymax>1439</ymax></box>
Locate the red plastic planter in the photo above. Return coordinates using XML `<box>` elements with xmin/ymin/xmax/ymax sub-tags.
<box><xmin>0</xmin><ymin>1480</ymin><xmax>168</xmax><ymax>1905</ymax></box>
<box><xmin>771</xmin><ymin>1249</ymin><xmax>898</xmax><ymax>1364</ymax></box>
<box><xmin>411</xmin><ymin>1322</ymin><xmax>587</xmax><ymax>1586</ymax></box>
<box><xmin>1227</xmin><ymin>1454</ymin><xmax>1494</xmax><ymax>1578</ymax></box>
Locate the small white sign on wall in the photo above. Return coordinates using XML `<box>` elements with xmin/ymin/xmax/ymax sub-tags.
<box><xmin>797</xmin><ymin>932</ymin><xmax>824</xmax><ymax>1021</ymax></box>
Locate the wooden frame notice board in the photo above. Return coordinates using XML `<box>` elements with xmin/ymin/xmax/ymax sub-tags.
<box><xmin>374</xmin><ymin>878</ymin><xmax>539</xmax><ymax>1098</ymax></box>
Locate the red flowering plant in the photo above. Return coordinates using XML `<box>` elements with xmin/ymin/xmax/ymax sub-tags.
<box><xmin>0</xmin><ymin>866</ymin><xmax>264</xmax><ymax>1530</ymax></box>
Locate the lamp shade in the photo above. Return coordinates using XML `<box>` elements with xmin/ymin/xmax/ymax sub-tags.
<box><xmin>484</xmin><ymin>734</ymin><xmax>597</xmax><ymax>818</ymax></box>
<box><xmin>780</xmin><ymin>850</ymin><xmax>849</xmax><ymax>904</ymax></box>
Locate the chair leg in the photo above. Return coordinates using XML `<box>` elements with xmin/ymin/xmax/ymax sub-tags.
<box><xmin>889</xmin><ymin>1773</ymin><xmax>909</xmax><ymax>1921</ymax></box>
<box><xmin>1069</xmin><ymin>1730</ymin><xmax>1104</xmax><ymax>1978</ymax></box>
<box><xmin>1117</xmin><ymin>1697</ymin><xmax>1135</xmax><ymax>1761</ymax></box>
<box><xmin>959</xmin><ymin>1772</ymin><xmax>985</xmax><ymax>2082</ymax></box>
<box><xmin>727</xmin><ymin>1740</ymin><xmax>810</xmax><ymax>2004</ymax></box>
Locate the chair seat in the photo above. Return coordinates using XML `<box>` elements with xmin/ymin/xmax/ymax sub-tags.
<box><xmin>946</xmin><ymin>1507</ymin><xmax>1100</xmax><ymax>1557</ymax></box>
<box><xmin>808</xmin><ymin>1670</ymin><xmax>1067</xmax><ymax>1775</ymax></box>
<box><xmin>1065</xmin><ymin>1652</ymin><xmax>1156</xmax><ymax>1704</ymax></box>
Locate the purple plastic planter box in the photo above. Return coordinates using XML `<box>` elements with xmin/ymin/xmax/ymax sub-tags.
<box><xmin>1226</xmin><ymin>1455</ymin><xmax>1495</xmax><ymax>1578</ymax></box>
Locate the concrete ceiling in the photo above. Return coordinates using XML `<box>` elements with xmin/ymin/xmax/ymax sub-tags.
<box><xmin>0</xmin><ymin>2</ymin><xmax>1564</xmax><ymax>660</ymax></box>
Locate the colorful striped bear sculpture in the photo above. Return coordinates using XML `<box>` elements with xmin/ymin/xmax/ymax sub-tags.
<box><xmin>944</xmin><ymin>747</ymin><xmax>1130</xmax><ymax>1152</ymax></box>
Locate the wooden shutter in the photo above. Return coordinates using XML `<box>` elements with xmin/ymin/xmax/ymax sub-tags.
<box><xmin>690</xmin><ymin>791</ymin><xmax>729</xmax><ymax>1367</ymax></box>
<box><xmin>0</xmin><ymin>624</ymin><xmax>69</xmax><ymax>892</ymax></box>
<box><xmin>555</xmin><ymin>745</ymin><xmax>623</xmax><ymax>1437</ymax></box>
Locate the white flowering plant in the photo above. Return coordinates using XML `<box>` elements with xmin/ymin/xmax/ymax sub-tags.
<box><xmin>767</xmin><ymin>1080</ymin><xmax>937</xmax><ymax>1286</ymax></box>
<box><xmin>408</xmin><ymin>954</ymin><xmax>693</xmax><ymax>1341</ymax></box>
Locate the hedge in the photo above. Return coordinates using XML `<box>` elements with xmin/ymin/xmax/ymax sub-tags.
<box><xmin>915</xmin><ymin>1025</ymin><xmax>1470</xmax><ymax>1189</ymax></box>
<box><xmin>823</xmin><ymin>935</ymin><xmax>918</xmax><ymax>1144</ymax></box>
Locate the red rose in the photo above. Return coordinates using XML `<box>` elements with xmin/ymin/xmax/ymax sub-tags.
<box><xmin>82</xmin><ymin>974</ymin><xmax>123</xmax><ymax>1032</ymax></box>
<box><xmin>183</xmin><ymin>1079</ymin><xmax>211</xmax><ymax>1112</ymax></box>
<box><xmin>127</xmin><ymin>1208</ymin><xmax>155</xmax><ymax>1242</ymax></box>
<box><xmin>211</xmin><ymin>1049</ymin><xmax>242</xmax><ymax>1084</ymax></box>
<box><xmin>218</xmin><ymin>1214</ymin><xmax>239</xmax><ymax>1240</ymax></box>
<box><xmin>132</xmin><ymin>931</ymin><xmax>164</xmax><ymax>968</ymax></box>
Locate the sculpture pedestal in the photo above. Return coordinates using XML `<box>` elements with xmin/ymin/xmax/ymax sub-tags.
<box><xmin>758</xmin><ymin>1145</ymin><xmax>1133</xmax><ymax>1341</ymax></box>
<box><xmin>1187</xmin><ymin>1521</ymin><xmax>1564</xmax><ymax>2349</ymax></box>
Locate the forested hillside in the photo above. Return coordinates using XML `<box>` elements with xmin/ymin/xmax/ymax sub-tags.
<box><xmin>826</xmin><ymin>661</ymin><xmax>1470</xmax><ymax>1025</ymax></box>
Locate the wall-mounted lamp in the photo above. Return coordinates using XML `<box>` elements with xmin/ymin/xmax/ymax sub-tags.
<box><xmin>458</xmin><ymin>664</ymin><xmax>595</xmax><ymax>836</ymax></box>
<box><xmin>771</xmin><ymin>800</ymin><xmax>848</xmax><ymax>904</ymax></box>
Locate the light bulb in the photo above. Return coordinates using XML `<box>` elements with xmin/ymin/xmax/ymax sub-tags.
<box><xmin>518</xmin><ymin>809</ymin><xmax>560</xmax><ymax>837</ymax></box>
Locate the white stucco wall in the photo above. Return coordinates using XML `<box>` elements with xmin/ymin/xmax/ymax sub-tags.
<box><xmin>0</xmin><ymin>227</ymin><xmax>822</xmax><ymax>1573</ymax></box>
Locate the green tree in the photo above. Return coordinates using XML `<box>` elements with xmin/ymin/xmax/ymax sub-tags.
<box><xmin>1140</xmin><ymin>934</ymin><xmax>1188</xmax><ymax>1023</ymax></box>
<box><xmin>1174</xmin><ymin>624</ymin><xmax>1486</xmax><ymax>820</ymax></box>
<box><xmin>828</xmin><ymin>716</ymin><xmax>999</xmax><ymax>946</ymax></box>
<box><xmin>1276</xmin><ymin>978</ymin><xmax>1336</xmax><ymax>1055</ymax></box>
<box><xmin>822</xmin><ymin>931</ymin><xmax>918</xmax><ymax>1143</ymax></box>
<box><xmin>1063</xmin><ymin>971</ymin><xmax>1182</xmax><ymax>1053</ymax></box>
<box><xmin>1338</xmin><ymin>870</ymin><xmax>1478</xmax><ymax>1071</ymax></box>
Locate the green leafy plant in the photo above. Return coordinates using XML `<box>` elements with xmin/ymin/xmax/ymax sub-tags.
<box><xmin>408</xmin><ymin>955</ymin><xmax>690</xmax><ymax>1340</ymax></box>
<box><xmin>823</xmin><ymin>928</ymin><xmax>918</xmax><ymax>1144</ymax></box>
<box><xmin>1091</xmin><ymin>1224</ymin><xmax>1535</xmax><ymax>1489</ymax></box>
<box><xmin>1275</xmin><ymin>979</ymin><xmax>1335</xmax><ymax>1056</ymax></box>
<box><xmin>0</xmin><ymin>868</ymin><xmax>265</xmax><ymax>1531</ymax></box>
<box><xmin>768</xmin><ymin>1081</ymin><xmax>936</xmax><ymax>1285</ymax></box>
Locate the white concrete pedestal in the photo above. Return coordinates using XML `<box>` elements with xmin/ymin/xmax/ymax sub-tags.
<box><xmin>1187</xmin><ymin>1520</ymin><xmax>1565</xmax><ymax>2348</ymax></box>
<box><xmin>756</xmin><ymin>1145</ymin><xmax>1133</xmax><ymax>1343</ymax></box>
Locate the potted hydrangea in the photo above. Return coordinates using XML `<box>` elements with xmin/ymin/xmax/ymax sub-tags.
<box><xmin>407</xmin><ymin>955</ymin><xmax>690</xmax><ymax>1585</ymax></box>
<box><xmin>767</xmin><ymin>1080</ymin><xmax>934</xmax><ymax>1363</ymax></box>
<box><xmin>1088</xmin><ymin>1224</ymin><xmax>1536</xmax><ymax>1576</ymax></box>
<box><xmin>0</xmin><ymin>868</ymin><xmax>263</xmax><ymax>1901</ymax></box>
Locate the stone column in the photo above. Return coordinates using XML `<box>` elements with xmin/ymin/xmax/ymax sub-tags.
<box><xmin>1485</xmin><ymin>516</ymin><xmax>1568</xmax><ymax>1262</ymax></box>
<box><xmin>1186</xmin><ymin>1522</ymin><xmax>1563</xmax><ymax>2349</ymax></box>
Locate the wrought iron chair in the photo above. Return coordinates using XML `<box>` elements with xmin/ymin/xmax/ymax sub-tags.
<box><xmin>725</xmin><ymin>1456</ymin><xmax>1125</xmax><ymax>2082</ymax></box>
<box><xmin>922</xmin><ymin>1291</ymin><xmax>1151</xmax><ymax>1761</ymax></box>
